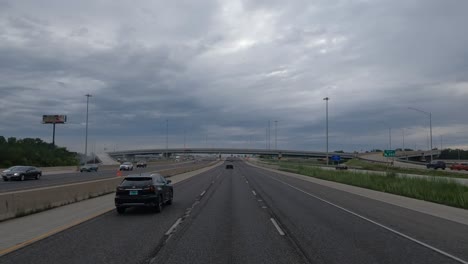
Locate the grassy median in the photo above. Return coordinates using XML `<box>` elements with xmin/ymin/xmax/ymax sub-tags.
<box><xmin>279</xmin><ymin>164</ymin><xmax>468</xmax><ymax>209</ymax></box>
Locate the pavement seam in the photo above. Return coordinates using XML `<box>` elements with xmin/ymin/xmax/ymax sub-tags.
<box><xmin>236</xmin><ymin>164</ymin><xmax>313</xmax><ymax>264</ymax></box>
<box><xmin>147</xmin><ymin>168</ymin><xmax>224</xmax><ymax>264</ymax></box>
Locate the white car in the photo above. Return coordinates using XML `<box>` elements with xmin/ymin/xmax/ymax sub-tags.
<box><xmin>119</xmin><ymin>162</ymin><xmax>134</xmax><ymax>171</ymax></box>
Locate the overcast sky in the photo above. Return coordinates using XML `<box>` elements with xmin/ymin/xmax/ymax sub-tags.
<box><xmin>1</xmin><ymin>0</ymin><xmax>467</xmax><ymax>153</ymax></box>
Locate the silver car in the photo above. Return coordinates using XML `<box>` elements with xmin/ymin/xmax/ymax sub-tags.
<box><xmin>119</xmin><ymin>162</ymin><xmax>134</xmax><ymax>171</ymax></box>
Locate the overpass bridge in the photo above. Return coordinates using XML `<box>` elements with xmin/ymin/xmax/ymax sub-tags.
<box><xmin>107</xmin><ymin>148</ymin><xmax>357</xmax><ymax>161</ymax></box>
<box><xmin>106</xmin><ymin>148</ymin><xmax>441</xmax><ymax>164</ymax></box>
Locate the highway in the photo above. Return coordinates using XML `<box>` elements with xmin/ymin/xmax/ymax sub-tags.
<box><xmin>1</xmin><ymin>160</ymin><xmax>467</xmax><ymax>264</ymax></box>
<box><xmin>0</xmin><ymin>161</ymin><xmax>212</xmax><ymax>193</ymax></box>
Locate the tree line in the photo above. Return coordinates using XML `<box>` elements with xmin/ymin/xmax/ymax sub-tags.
<box><xmin>0</xmin><ymin>136</ymin><xmax>79</xmax><ymax>168</ymax></box>
<box><xmin>439</xmin><ymin>148</ymin><xmax>468</xmax><ymax>160</ymax></box>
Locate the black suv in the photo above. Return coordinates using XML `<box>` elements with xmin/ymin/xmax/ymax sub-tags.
<box><xmin>226</xmin><ymin>164</ymin><xmax>234</xmax><ymax>169</ymax></box>
<box><xmin>426</xmin><ymin>160</ymin><xmax>446</xmax><ymax>170</ymax></box>
<box><xmin>115</xmin><ymin>173</ymin><xmax>173</xmax><ymax>214</ymax></box>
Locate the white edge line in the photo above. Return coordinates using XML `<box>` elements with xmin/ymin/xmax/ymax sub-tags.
<box><xmin>165</xmin><ymin>218</ymin><xmax>182</xmax><ymax>236</ymax></box>
<box><xmin>269</xmin><ymin>176</ymin><xmax>468</xmax><ymax>264</ymax></box>
<box><xmin>270</xmin><ymin>218</ymin><xmax>285</xmax><ymax>236</ymax></box>
<box><xmin>200</xmin><ymin>190</ymin><xmax>206</xmax><ymax>197</ymax></box>
<box><xmin>252</xmin><ymin>190</ymin><xmax>257</xmax><ymax>196</ymax></box>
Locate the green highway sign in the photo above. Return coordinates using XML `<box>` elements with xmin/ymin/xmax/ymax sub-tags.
<box><xmin>383</xmin><ymin>150</ymin><xmax>396</xmax><ymax>157</ymax></box>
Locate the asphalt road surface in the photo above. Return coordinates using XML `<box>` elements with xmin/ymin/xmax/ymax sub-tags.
<box><xmin>2</xmin><ymin>161</ymin><xmax>467</xmax><ymax>264</ymax></box>
<box><xmin>0</xmin><ymin>161</ymin><xmax>211</xmax><ymax>193</ymax></box>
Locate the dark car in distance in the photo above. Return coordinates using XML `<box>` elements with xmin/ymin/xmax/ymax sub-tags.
<box><xmin>80</xmin><ymin>164</ymin><xmax>99</xmax><ymax>172</ymax></box>
<box><xmin>115</xmin><ymin>173</ymin><xmax>173</xmax><ymax>214</ymax></box>
<box><xmin>136</xmin><ymin>161</ymin><xmax>147</xmax><ymax>168</ymax></box>
<box><xmin>335</xmin><ymin>164</ymin><xmax>348</xmax><ymax>170</ymax></box>
<box><xmin>226</xmin><ymin>164</ymin><xmax>234</xmax><ymax>169</ymax></box>
<box><xmin>2</xmin><ymin>166</ymin><xmax>42</xmax><ymax>181</ymax></box>
<box><xmin>426</xmin><ymin>160</ymin><xmax>446</xmax><ymax>170</ymax></box>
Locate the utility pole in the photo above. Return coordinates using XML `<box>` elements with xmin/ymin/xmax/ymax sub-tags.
<box><xmin>84</xmin><ymin>94</ymin><xmax>92</xmax><ymax>163</ymax></box>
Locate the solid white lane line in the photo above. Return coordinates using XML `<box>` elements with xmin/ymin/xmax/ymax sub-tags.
<box><xmin>200</xmin><ymin>190</ymin><xmax>206</xmax><ymax>197</ymax></box>
<box><xmin>252</xmin><ymin>190</ymin><xmax>257</xmax><ymax>196</ymax></box>
<box><xmin>270</xmin><ymin>218</ymin><xmax>285</xmax><ymax>236</ymax></box>
<box><xmin>165</xmin><ymin>218</ymin><xmax>182</xmax><ymax>236</ymax></box>
<box><xmin>268</xmin><ymin>176</ymin><xmax>468</xmax><ymax>264</ymax></box>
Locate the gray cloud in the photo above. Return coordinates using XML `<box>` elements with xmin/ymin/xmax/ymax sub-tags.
<box><xmin>0</xmin><ymin>0</ymin><xmax>467</xmax><ymax>153</ymax></box>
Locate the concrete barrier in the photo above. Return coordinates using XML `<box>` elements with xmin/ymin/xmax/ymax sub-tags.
<box><xmin>0</xmin><ymin>161</ymin><xmax>219</xmax><ymax>222</ymax></box>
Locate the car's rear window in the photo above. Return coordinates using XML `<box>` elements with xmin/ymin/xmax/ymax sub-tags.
<box><xmin>120</xmin><ymin>177</ymin><xmax>152</xmax><ymax>187</ymax></box>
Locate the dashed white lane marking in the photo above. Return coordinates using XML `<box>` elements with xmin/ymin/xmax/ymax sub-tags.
<box><xmin>269</xmin><ymin>176</ymin><xmax>468</xmax><ymax>264</ymax></box>
<box><xmin>165</xmin><ymin>218</ymin><xmax>182</xmax><ymax>236</ymax></box>
<box><xmin>200</xmin><ymin>190</ymin><xmax>206</xmax><ymax>197</ymax></box>
<box><xmin>252</xmin><ymin>190</ymin><xmax>257</xmax><ymax>196</ymax></box>
<box><xmin>270</xmin><ymin>218</ymin><xmax>285</xmax><ymax>236</ymax></box>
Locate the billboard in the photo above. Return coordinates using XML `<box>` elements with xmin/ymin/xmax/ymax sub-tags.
<box><xmin>42</xmin><ymin>115</ymin><xmax>67</xmax><ymax>124</ymax></box>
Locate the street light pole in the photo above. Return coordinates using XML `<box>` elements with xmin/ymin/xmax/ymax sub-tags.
<box><xmin>166</xmin><ymin>119</ymin><xmax>168</xmax><ymax>159</ymax></box>
<box><xmin>268</xmin><ymin>120</ymin><xmax>271</xmax><ymax>150</ymax></box>
<box><xmin>389</xmin><ymin>127</ymin><xmax>392</xmax><ymax>149</ymax></box>
<box><xmin>323</xmin><ymin>97</ymin><xmax>330</xmax><ymax>166</ymax></box>
<box><xmin>274</xmin><ymin>120</ymin><xmax>278</xmax><ymax>150</ymax></box>
<box><xmin>408</xmin><ymin>107</ymin><xmax>433</xmax><ymax>162</ymax></box>
<box><xmin>84</xmin><ymin>94</ymin><xmax>92</xmax><ymax>163</ymax></box>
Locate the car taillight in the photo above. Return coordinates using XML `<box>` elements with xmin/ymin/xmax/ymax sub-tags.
<box><xmin>149</xmin><ymin>186</ymin><xmax>155</xmax><ymax>193</ymax></box>
<box><xmin>116</xmin><ymin>187</ymin><xmax>124</xmax><ymax>192</ymax></box>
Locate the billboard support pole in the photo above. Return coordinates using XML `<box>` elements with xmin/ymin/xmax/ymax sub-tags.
<box><xmin>52</xmin><ymin>123</ymin><xmax>56</xmax><ymax>146</ymax></box>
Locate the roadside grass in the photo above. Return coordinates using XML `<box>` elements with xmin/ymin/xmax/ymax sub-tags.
<box><xmin>346</xmin><ymin>159</ymin><xmax>468</xmax><ymax>179</ymax></box>
<box><xmin>262</xmin><ymin>158</ymin><xmax>468</xmax><ymax>179</ymax></box>
<box><xmin>279</xmin><ymin>164</ymin><xmax>468</xmax><ymax>209</ymax></box>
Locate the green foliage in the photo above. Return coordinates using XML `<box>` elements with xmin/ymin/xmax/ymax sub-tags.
<box><xmin>280</xmin><ymin>164</ymin><xmax>468</xmax><ymax>209</ymax></box>
<box><xmin>439</xmin><ymin>148</ymin><xmax>468</xmax><ymax>160</ymax></box>
<box><xmin>0</xmin><ymin>136</ymin><xmax>79</xmax><ymax>168</ymax></box>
